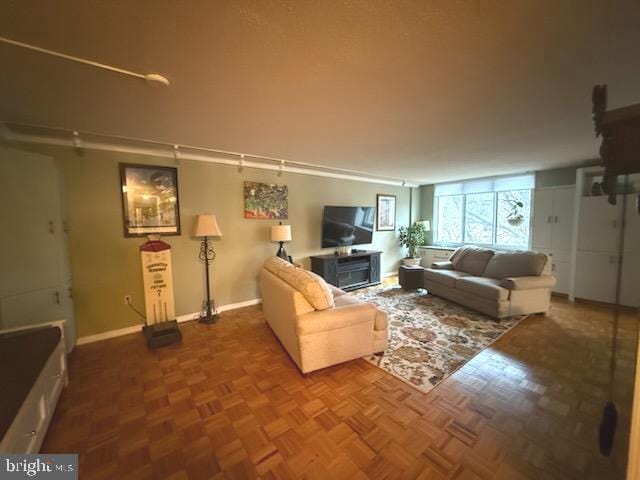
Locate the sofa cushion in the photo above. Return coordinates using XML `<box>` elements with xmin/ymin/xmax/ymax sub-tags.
<box><xmin>455</xmin><ymin>277</ymin><xmax>510</xmax><ymax>302</ymax></box>
<box><xmin>424</xmin><ymin>268</ymin><xmax>471</xmax><ymax>287</ymax></box>
<box><xmin>484</xmin><ymin>251</ymin><xmax>548</xmax><ymax>279</ymax></box>
<box><xmin>263</xmin><ymin>256</ymin><xmax>293</xmax><ymax>276</ymax></box>
<box><xmin>278</xmin><ymin>267</ymin><xmax>335</xmax><ymax>310</ymax></box>
<box><xmin>449</xmin><ymin>246</ymin><xmax>495</xmax><ymax>276</ymax></box>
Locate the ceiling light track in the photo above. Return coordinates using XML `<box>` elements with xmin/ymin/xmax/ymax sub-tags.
<box><xmin>1</xmin><ymin>122</ymin><xmax>417</xmax><ymax>187</ymax></box>
<box><xmin>0</xmin><ymin>36</ymin><xmax>170</xmax><ymax>86</ymax></box>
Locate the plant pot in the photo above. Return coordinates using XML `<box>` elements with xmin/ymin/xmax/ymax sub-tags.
<box><xmin>402</xmin><ymin>257</ymin><xmax>421</xmax><ymax>266</ymax></box>
<box><xmin>507</xmin><ymin>216</ymin><xmax>524</xmax><ymax>227</ymax></box>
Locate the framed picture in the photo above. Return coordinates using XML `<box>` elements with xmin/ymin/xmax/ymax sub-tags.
<box><xmin>376</xmin><ymin>194</ymin><xmax>396</xmax><ymax>231</ymax></box>
<box><xmin>119</xmin><ymin>163</ymin><xmax>181</xmax><ymax>237</ymax></box>
<box><xmin>244</xmin><ymin>181</ymin><xmax>288</xmax><ymax>219</ymax></box>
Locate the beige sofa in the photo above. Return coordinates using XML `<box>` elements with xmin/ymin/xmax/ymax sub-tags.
<box><xmin>259</xmin><ymin>257</ymin><xmax>388</xmax><ymax>374</ymax></box>
<box><xmin>424</xmin><ymin>246</ymin><xmax>556</xmax><ymax>319</ymax></box>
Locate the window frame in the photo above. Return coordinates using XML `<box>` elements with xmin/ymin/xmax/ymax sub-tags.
<box><xmin>433</xmin><ymin>189</ymin><xmax>533</xmax><ymax>250</ymax></box>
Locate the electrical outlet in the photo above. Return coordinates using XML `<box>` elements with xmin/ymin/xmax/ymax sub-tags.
<box><xmin>124</xmin><ymin>295</ymin><xmax>132</xmax><ymax>305</ymax></box>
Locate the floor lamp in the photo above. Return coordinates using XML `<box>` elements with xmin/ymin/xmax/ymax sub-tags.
<box><xmin>194</xmin><ymin>214</ymin><xmax>222</xmax><ymax>324</ymax></box>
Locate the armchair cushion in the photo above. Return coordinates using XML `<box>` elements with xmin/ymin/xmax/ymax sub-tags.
<box><xmin>456</xmin><ymin>277</ymin><xmax>510</xmax><ymax>302</ymax></box>
<box><xmin>450</xmin><ymin>246</ymin><xmax>495</xmax><ymax>276</ymax></box>
<box><xmin>484</xmin><ymin>251</ymin><xmax>548</xmax><ymax>279</ymax></box>
<box><xmin>424</xmin><ymin>268</ymin><xmax>471</xmax><ymax>287</ymax></box>
<box><xmin>296</xmin><ymin>304</ymin><xmax>376</xmax><ymax>336</ymax></box>
<box><xmin>431</xmin><ymin>261</ymin><xmax>454</xmax><ymax>270</ymax></box>
<box><xmin>501</xmin><ymin>275</ymin><xmax>557</xmax><ymax>290</ymax></box>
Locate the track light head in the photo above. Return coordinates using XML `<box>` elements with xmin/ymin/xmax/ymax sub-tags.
<box><xmin>145</xmin><ymin>73</ymin><xmax>170</xmax><ymax>87</ymax></box>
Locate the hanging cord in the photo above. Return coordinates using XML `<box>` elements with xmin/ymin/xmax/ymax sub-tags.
<box><xmin>600</xmin><ymin>174</ymin><xmax>630</xmax><ymax>456</ymax></box>
<box><xmin>125</xmin><ymin>299</ymin><xmax>147</xmax><ymax>322</ymax></box>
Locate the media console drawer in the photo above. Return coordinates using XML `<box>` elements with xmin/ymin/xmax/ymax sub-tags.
<box><xmin>310</xmin><ymin>250</ymin><xmax>381</xmax><ymax>291</ymax></box>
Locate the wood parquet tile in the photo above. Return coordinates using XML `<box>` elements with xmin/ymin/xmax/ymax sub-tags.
<box><xmin>42</xmin><ymin>295</ymin><xmax>638</xmax><ymax>479</ymax></box>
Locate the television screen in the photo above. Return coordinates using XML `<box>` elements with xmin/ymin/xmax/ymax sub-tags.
<box><xmin>321</xmin><ymin>206</ymin><xmax>375</xmax><ymax>248</ymax></box>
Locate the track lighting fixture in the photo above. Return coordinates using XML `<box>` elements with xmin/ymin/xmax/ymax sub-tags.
<box><xmin>72</xmin><ymin>131</ymin><xmax>82</xmax><ymax>149</ymax></box>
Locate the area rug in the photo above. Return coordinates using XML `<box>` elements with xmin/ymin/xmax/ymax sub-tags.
<box><xmin>351</xmin><ymin>284</ymin><xmax>525</xmax><ymax>393</ymax></box>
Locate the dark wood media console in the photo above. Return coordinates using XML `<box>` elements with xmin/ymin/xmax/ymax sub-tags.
<box><xmin>310</xmin><ymin>250</ymin><xmax>381</xmax><ymax>291</ymax></box>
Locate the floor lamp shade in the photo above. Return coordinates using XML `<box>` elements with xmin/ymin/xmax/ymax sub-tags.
<box><xmin>194</xmin><ymin>214</ymin><xmax>223</xmax><ymax>237</ymax></box>
<box><xmin>417</xmin><ymin>220</ymin><xmax>431</xmax><ymax>232</ymax></box>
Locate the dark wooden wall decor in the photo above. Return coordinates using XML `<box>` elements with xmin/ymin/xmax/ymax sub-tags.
<box><xmin>592</xmin><ymin>85</ymin><xmax>640</xmax><ymax>205</ymax></box>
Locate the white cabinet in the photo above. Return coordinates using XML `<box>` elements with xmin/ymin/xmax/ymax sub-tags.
<box><xmin>551</xmin><ymin>188</ymin><xmax>576</xmax><ymax>252</ymax></box>
<box><xmin>621</xmin><ymin>252</ymin><xmax>640</xmax><ymax>308</ymax></box>
<box><xmin>532</xmin><ymin>187</ymin><xmax>575</xmax><ymax>251</ymax></box>
<box><xmin>532</xmin><ymin>189</ymin><xmax>554</xmax><ymax>249</ymax></box>
<box><xmin>574</xmin><ymin>251</ymin><xmax>619</xmax><ymax>304</ymax></box>
<box><xmin>624</xmin><ymin>194</ymin><xmax>640</xmax><ymax>254</ymax></box>
<box><xmin>0</xmin><ymin>147</ymin><xmax>75</xmax><ymax>349</ymax></box>
<box><xmin>577</xmin><ymin>196</ymin><xmax>623</xmax><ymax>252</ymax></box>
<box><xmin>552</xmin><ymin>259</ymin><xmax>571</xmax><ymax>295</ymax></box>
<box><xmin>532</xmin><ymin>187</ymin><xmax>575</xmax><ymax>295</ymax></box>
<box><xmin>573</xmin><ymin>193</ymin><xmax>640</xmax><ymax>306</ymax></box>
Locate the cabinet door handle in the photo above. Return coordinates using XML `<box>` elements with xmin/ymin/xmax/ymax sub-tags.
<box><xmin>547</xmin><ymin>215</ymin><xmax>552</xmax><ymax>224</ymax></box>
<box><xmin>554</xmin><ymin>216</ymin><xmax>558</xmax><ymax>223</ymax></box>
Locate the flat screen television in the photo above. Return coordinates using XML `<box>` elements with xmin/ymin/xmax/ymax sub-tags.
<box><xmin>321</xmin><ymin>206</ymin><xmax>375</xmax><ymax>248</ymax></box>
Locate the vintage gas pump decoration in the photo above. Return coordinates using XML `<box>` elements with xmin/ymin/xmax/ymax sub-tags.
<box><xmin>140</xmin><ymin>236</ymin><xmax>182</xmax><ymax>348</ymax></box>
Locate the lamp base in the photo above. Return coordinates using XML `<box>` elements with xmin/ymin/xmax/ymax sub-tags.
<box><xmin>276</xmin><ymin>242</ymin><xmax>289</xmax><ymax>261</ymax></box>
<box><xmin>198</xmin><ymin>300</ymin><xmax>219</xmax><ymax>324</ymax></box>
<box><xmin>199</xmin><ymin>313</ymin><xmax>219</xmax><ymax>324</ymax></box>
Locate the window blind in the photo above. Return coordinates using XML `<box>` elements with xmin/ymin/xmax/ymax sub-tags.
<box><xmin>434</xmin><ymin>173</ymin><xmax>535</xmax><ymax>196</ymax></box>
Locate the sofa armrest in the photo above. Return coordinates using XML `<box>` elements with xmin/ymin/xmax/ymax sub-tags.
<box><xmin>431</xmin><ymin>261</ymin><xmax>454</xmax><ymax>270</ymax></box>
<box><xmin>374</xmin><ymin>309</ymin><xmax>388</xmax><ymax>331</ymax></box>
<box><xmin>296</xmin><ymin>303</ymin><xmax>377</xmax><ymax>336</ymax></box>
<box><xmin>329</xmin><ymin>284</ymin><xmax>347</xmax><ymax>298</ymax></box>
<box><xmin>500</xmin><ymin>275</ymin><xmax>556</xmax><ymax>290</ymax></box>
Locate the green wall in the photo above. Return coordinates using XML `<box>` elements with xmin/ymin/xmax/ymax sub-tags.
<box><xmin>2</xmin><ymin>143</ymin><xmax>415</xmax><ymax>338</ymax></box>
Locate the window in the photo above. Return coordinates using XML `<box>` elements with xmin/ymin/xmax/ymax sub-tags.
<box><xmin>434</xmin><ymin>174</ymin><xmax>534</xmax><ymax>248</ymax></box>
<box><xmin>436</xmin><ymin>195</ymin><xmax>463</xmax><ymax>242</ymax></box>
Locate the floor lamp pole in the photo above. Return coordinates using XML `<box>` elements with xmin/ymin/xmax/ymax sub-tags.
<box><xmin>200</xmin><ymin>235</ymin><xmax>218</xmax><ymax>324</ymax></box>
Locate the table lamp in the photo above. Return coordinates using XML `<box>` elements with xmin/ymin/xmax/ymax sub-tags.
<box><xmin>271</xmin><ymin>222</ymin><xmax>292</xmax><ymax>261</ymax></box>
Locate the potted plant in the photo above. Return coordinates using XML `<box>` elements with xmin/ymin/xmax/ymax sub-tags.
<box><xmin>506</xmin><ymin>200</ymin><xmax>525</xmax><ymax>226</ymax></box>
<box><xmin>398</xmin><ymin>222</ymin><xmax>428</xmax><ymax>266</ymax></box>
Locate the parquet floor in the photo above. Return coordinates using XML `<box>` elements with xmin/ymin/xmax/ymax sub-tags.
<box><xmin>42</xmin><ymin>293</ymin><xmax>639</xmax><ymax>479</ymax></box>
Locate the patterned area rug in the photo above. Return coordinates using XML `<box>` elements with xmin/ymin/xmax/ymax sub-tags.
<box><xmin>351</xmin><ymin>284</ymin><xmax>525</xmax><ymax>394</ymax></box>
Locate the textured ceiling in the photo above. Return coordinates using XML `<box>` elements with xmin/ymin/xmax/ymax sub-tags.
<box><xmin>1</xmin><ymin>0</ymin><xmax>639</xmax><ymax>184</ymax></box>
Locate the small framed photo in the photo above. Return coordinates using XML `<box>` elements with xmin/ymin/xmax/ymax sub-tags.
<box><xmin>119</xmin><ymin>163</ymin><xmax>181</xmax><ymax>237</ymax></box>
<box><xmin>376</xmin><ymin>194</ymin><xmax>396</xmax><ymax>231</ymax></box>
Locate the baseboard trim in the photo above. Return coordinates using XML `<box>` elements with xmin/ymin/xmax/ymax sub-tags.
<box><xmin>382</xmin><ymin>271</ymin><xmax>398</xmax><ymax>278</ymax></box>
<box><xmin>76</xmin><ymin>298</ymin><xmax>262</xmax><ymax>346</ymax></box>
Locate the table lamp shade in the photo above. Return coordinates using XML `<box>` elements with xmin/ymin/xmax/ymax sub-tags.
<box><xmin>271</xmin><ymin>224</ymin><xmax>292</xmax><ymax>242</ymax></box>
<box><xmin>194</xmin><ymin>214</ymin><xmax>222</xmax><ymax>237</ymax></box>
<box><xmin>418</xmin><ymin>220</ymin><xmax>431</xmax><ymax>232</ymax></box>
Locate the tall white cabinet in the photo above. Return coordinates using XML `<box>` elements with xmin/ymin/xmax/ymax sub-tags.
<box><xmin>0</xmin><ymin>146</ymin><xmax>76</xmax><ymax>350</ymax></box>
<box><xmin>570</xmin><ymin>167</ymin><xmax>640</xmax><ymax>308</ymax></box>
<box><xmin>532</xmin><ymin>186</ymin><xmax>575</xmax><ymax>295</ymax></box>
